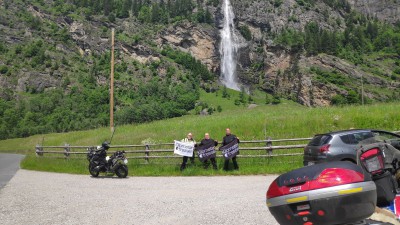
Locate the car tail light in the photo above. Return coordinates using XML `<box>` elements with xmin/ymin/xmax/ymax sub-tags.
<box><xmin>309</xmin><ymin>168</ymin><xmax>364</xmax><ymax>190</ymax></box>
<box><xmin>360</xmin><ymin>148</ymin><xmax>384</xmax><ymax>174</ymax></box>
<box><xmin>319</xmin><ymin>144</ymin><xmax>330</xmax><ymax>153</ymax></box>
<box><xmin>267</xmin><ymin>180</ymin><xmax>284</xmax><ymax>199</ymax></box>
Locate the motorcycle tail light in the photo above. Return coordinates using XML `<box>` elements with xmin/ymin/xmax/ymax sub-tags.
<box><xmin>267</xmin><ymin>180</ymin><xmax>284</xmax><ymax>199</ymax></box>
<box><xmin>308</xmin><ymin>168</ymin><xmax>364</xmax><ymax>190</ymax></box>
<box><xmin>360</xmin><ymin>148</ymin><xmax>384</xmax><ymax>174</ymax></box>
<box><xmin>267</xmin><ymin>168</ymin><xmax>364</xmax><ymax>199</ymax></box>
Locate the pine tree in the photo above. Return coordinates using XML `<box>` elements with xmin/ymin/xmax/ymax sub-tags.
<box><xmin>103</xmin><ymin>0</ymin><xmax>112</xmax><ymax>16</ymax></box>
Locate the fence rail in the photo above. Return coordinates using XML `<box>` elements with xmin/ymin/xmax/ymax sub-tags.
<box><xmin>35</xmin><ymin>137</ymin><xmax>309</xmax><ymax>164</ymax></box>
<box><xmin>35</xmin><ymin>130</ymin><xmax>400</xmax><ymax>164</ymax></box>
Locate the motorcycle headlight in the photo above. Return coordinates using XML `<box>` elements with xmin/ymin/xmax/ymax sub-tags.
<box><xmin>124</xmin><ymin>159</ymin><xmax>128</xmax><ymax>164</ymax></box>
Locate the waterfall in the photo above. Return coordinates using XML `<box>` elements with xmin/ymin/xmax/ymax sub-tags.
<box><xmin>220</xmin><ymin>0</ymin><xmax>240</xmax><ymax>90</ymax></box>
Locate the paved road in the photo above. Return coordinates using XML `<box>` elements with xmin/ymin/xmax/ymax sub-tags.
<box><xmin>0</xmin><ymin>170</ymin><xmax>279</xmax><ymax>225</ymax></box>
<box><xmin>0</xmin><ymin>154</ymin><xmax>25</xmax><ymax>189</ymax></box>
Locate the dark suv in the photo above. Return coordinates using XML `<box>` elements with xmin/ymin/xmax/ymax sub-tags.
<box><xmin>303</xmin><ymin>129</ymin><xmax>400</xmax><ymax>166</ymax></box>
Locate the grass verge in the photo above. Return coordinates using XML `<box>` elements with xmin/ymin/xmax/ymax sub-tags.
<box><xmin>2</xmin><ymin>94</ymin><xmax>400</xmax><ymax>175</ymax></box>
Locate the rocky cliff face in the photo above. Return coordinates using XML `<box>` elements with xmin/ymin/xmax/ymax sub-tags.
<box><xmin>1</xmin><ymin>0</ymin><xmax>399</xmax><ymax>108</ymax></box>
<box><xmin>157</xmin><ymin>23</ymin><xmax>220</xmax><ymax>73</ymax></box>
<box><xmin>348</xmin><ymin>0</ymin><xmax>400</xmax><ymax>24</ymax></box>
<box><xmin>211</xmin><ymin>0</ymin><xmax>400</xmax><ymax>106</ymax></box>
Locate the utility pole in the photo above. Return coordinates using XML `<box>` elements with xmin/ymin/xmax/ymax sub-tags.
<box><xmin>361</xmin><ymin>73</ymin><xmax>364</xmax><ymax>106</ymax></box>
<box><xmin>110</xmin><ymin>28</ymin><xmax>115</xmax><ymax>132</ymax></box>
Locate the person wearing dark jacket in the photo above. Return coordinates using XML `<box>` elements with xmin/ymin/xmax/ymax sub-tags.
<box><xmin>222</xmin><ymin>128</ymin><xmax>240</xmax><ymax>170</ymax></box>
<box><xmin>198</xmin><ymin>133</ymin><xmax>218</xmax><ymax>170</ymax></box>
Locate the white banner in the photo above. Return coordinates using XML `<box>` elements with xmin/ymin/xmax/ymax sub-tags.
<box><xmin>174</xmin><ymin>140</ymin><xmax>195</xmax><ymax>157</ymax></box>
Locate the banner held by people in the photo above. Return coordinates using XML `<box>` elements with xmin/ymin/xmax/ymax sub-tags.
<box><xmin>197</xmin><ymin>142</ymin><xmax>216</xmax><ymax>162</ymax></box>
<box><xmin>220</xmin><ymin>139</ymin><xmax>239</xmax><ymax>160</ymax></box>
<box><xmin>174</xmin><ymin>140</ymin><xmax>195</xmax><ymax>157</ymax></box>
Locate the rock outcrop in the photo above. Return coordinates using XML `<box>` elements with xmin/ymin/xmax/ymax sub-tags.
<box><xmin>348</xmin><ymin>0</ymin><xmax>400</xmax><ymax>24</ymax></box>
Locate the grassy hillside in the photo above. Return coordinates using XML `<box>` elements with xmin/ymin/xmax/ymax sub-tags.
<box><xmin>0</xmin><ymin>90</ymin><xmax>399</xmax><ymax>175</ymax></box>
<box><xmin>1</xmin><ymin>92</ymin><xmax>399</xmax><ymax>152</ymax></box>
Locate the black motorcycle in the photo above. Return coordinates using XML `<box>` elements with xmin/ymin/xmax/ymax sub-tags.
<box><xmin>87</xmin><ymin>142</ymin><xmax>128</xmax><ymax>178</ymax></box>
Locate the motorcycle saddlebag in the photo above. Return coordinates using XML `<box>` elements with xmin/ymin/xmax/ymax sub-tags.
<box><xmin>357</xmin><ymin>143</ymin><xmax>397</xmax><ymax>207</ymax></box>
<box><xmin>266</xmin><ymin>161</ymin><xmax>376</xmax><ymax>225</ymax></box>
<box><xmin>374</xmin><ymin>171</ymin><xmax>396</xmax><ymax>207</ymax></box>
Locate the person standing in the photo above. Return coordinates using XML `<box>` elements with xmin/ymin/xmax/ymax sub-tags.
<box><xmin>198</xmin><ymin>133</ymin><xmax>218</xmax><ymax>170</ymax></box>
<box><xmin>222</xmin><ymin>128</ymin><xmax>240</xmax><ymax>171</ymax></box>
<box><xmin>180</xmin><ymin>132</ymin><xmax>196</xmax><ymax>171</ymax></box>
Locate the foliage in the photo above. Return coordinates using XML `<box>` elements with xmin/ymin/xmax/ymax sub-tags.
<box><xmin>161</xmin><ymin>46</ymin><xmax>214</xmax><ymax>82</ymax></box>
<box><xmin>222</xmin><ymin>86</ymin><xmax>230</xmax><ymax>99</ymax></box>
<box><xmin>273</xmin><ymin>0</ymin><xmax>283</xmax><ymax>7</ymax></box>
<box><xmin>310</xmin><ymin>67</ymin><xmax>350</xmax><ymax>86</ymax></box>
<box><xmin>193</xmin><ymin>8</ymin><xmax>213</xmax><ymax>24</ymax></box>
<box><xmin>0</xmin><ymin>65</ymin><xmax>8</xmax><ymax>74</ymax></box>
<box><xmin>265</xmin><ymin>94</ymin><xmax>271</xmax><ymax>104</ymax></box>
<box><xmin>274</xmin><ymin>28</ymin><xmax>304</xmax><ymax>52</ymax></box>
<box><xmin>272</xmin><ymin>95</ymin><xmax>281</xmax><ymax>105</ymax></box>
<box><xmin>5</xmin><ymin>102</ymin><xmax>400</xmax><ymax>175</ymax></box>
<box><xmin>275</xmin><ymin>17</ymin><xmax>400</xmax><ymax>63</ymax></box>
<box><xmin>331</xmin><ymin>90</ymin><xmax>361</xmax><ymax>106</ymax></box>
<box><xmin>238</xmin><ymin>25</ymin><xmax>252</xmax><ymax>41</ymax></box>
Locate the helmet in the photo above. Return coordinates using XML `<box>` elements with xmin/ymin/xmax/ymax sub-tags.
<box><xmin>102</xmin><ymin>141</ymin><xmax>110</xmax><ymax>150</ymax></box>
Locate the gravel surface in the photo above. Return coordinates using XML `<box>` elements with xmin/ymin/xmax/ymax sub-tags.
<box><xmin>0</xmin><ymin>170</ymin><xmax>279</xmax><ymax>225</ymax></box>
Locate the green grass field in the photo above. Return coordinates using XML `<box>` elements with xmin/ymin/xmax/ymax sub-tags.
<box><xmin>1</xmin><ymin>89</ymin><xmax>399</xmax><ymax>176</ymax></box>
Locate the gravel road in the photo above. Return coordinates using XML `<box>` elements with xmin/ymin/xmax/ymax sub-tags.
<box><xmin>0</xmin><ymin>170</ymin><xmax>279</xmax><ymax>225</ymax></box>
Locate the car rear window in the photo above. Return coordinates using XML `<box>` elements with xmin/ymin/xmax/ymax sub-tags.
<box><xmin>308</xmin><ymin>135</ymin><xmax>332</xmax><ymax>146</ymax></box>
<box><xmin>340</xmin><ymin>132</ymin><xmax>374</xmax><ymax>145</ymax></box>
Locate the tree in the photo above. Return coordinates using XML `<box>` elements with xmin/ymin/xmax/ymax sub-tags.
<box><xmin>103</xmin><ymin>0</ymin><xmax>112</xmax><ymax>16</ymax></box>
<box><xmin>151</xmin><ymin>3</ymin><xmax>161</xmax><ymax>23</ymax></box>
<box><xmin>304</xmin><ymin>22</ymin><xmax>321</xmax><ymax>55</ymax></box>
<box><xmin>239</xmin><ymin>86</ymin><xmax>247</xmax><ymax>105</ymax></box>
<box><xmin>132</xmin><ymin>0</ymin><xmax>141</xmax><ymax>17</ymax></box>
<box><xmin>272</xmin><ymin>95</ymin><xmax>281</xmax><ymax>104</ymax></box>
<box><xmin>138</xmin><ymin>5</ymin><xmax>152</xmax><ymax>23</ymax></box>
<box><xmin>265</xmin><ymin>94</ymin><xmax>271</xmax><ymax>104</ymax></box>
<box><xmin>222</xmin><ymin>86</ymin><xmax>230</xmax><ymax>98</ymax></box>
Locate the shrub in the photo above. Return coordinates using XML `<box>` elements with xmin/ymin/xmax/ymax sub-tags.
<box><xmin>272</xmin><ymin>95</ymin><xmax>281</xmax><ymax>104</ymax></box>
<box><xmin>0</xmin><ymin>65</ymin><xmax>8</xmax><ymax>74</ymax></box>
<box><xmin>239</xmin><ymin>25</ymin><xmax>252</xmax><ymax>41</ymax></box>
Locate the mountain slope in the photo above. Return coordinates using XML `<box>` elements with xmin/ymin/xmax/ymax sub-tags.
<box><xmin>0</xmin><ymin>0</ymin><xmax>399</xmax><ymax>140</ymax></box>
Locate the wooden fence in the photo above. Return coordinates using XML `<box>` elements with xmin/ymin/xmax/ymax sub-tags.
<box><xmin>35</xmin><ymin>137</ymin><xmax>310</xmax><ymax>164</ymax></box>
<box><xmin>34</xmin><ymin>131</ymin><xmax>400</xmax><ymax>164</ymax></box>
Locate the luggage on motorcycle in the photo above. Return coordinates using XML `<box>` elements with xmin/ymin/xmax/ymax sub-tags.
<box><xmin>358</xmin><ymin>142</ymin><xmax>400</xmax><ymax>171</ymax></box>
<box><xmin>357</xmin><ymin>144</ymin><xmax>397</xmax><ymax>207</ymax></box>
<box><xmin>266</xmin><ymin>161</ymin><xmax>376</xmax><ymax>225</ymax></box>
<box><xmin>374</xmin><ymin>171</ymin><xmax>397</xmax><ymax>207</ymax></box>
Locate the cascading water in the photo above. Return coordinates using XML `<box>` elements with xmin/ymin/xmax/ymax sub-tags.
<box><xmin>220</xmin><ymin>0</ymin><xmax>240</xmax><ymax>90</ymax></box>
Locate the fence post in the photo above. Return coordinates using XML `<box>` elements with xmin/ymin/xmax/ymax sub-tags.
<box><xmin>35</xmin><ymin>144</ymin><xmax>43</xmax><ymax>156</ymax></box>
<box><xmin>266</xmin><ymin>137</ymin><xmax>272</xmax><ymax>156</ymax></box>
<box><xmin>145</xmin><ymin>145</ymin><xmax>150</xmax><ymax>163</ymax></box>
<box><xmin>64</xmin><ymin>143</ymin><xmax>70</xmax><ymax>158</ymax></box>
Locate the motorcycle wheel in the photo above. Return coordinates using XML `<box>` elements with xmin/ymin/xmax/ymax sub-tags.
<box><xmin>115</xmin><ymin>165</ymin><xmax>128</xmax><ymax>178</ymax></box>
<box><xmin>89</xmin><ymin>163</ymin><xmax>99</xmax><ymax>177</ymax></box>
